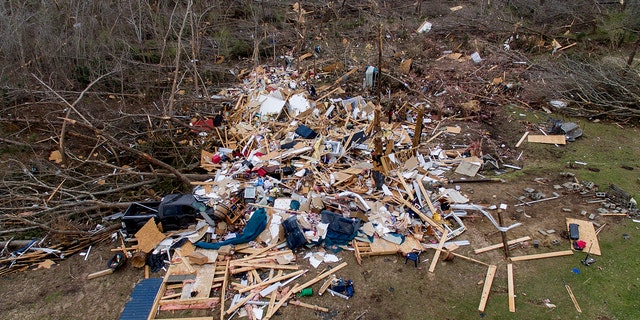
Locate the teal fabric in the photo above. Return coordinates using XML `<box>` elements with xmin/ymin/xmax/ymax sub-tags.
<box><xmin>195</xmin><ymin>208</ymin><xmax>268</xmax><ymax>249</ymax></box>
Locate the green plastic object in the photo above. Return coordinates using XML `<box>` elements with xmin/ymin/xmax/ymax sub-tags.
<box><xmin>297</xmin><ymin>288</ymin><xmax>313</xmax><ymax>297</ymax></box>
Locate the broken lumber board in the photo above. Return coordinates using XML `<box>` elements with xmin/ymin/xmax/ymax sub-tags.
<box><xmin>238</xmin><ymin>269</ymin><xmax>307</xmax><ymax>294</ymax></box>
<box><xmin>424</xmin><ymin>246</ymin><xmax>490</xmax><ymax>267</ymax></box>
<box><xmin>318</xmin><ymin>275</ymin><xmax>336</xmax><ymax>296</ymax></box>
<box><xmin>394</xmin><ymin>195</ymin><xmax>444</xmax><ymax>233</ymax></box>
<box><xmin>290</xmin><ymin>300</ymin><xmax>329</xmax><ymax>312</ymax></box>
<box><xmin>87</xmin><ymin>268</ymin><xmax>113</xmax><ymax>280</ymax></box>
<box><xmin>240</xmin><ymin>242</ymin><xmax>282</xmax><ymax>260</ymax></box>
<box><xmin>515</xmin><ymin>131</ymin><xmax>529</xmax><ymax>148</ymax></box>
<box><xmin>219</xmin><ymin>259</ymin><xmax>230</xmax><ymax>320</ymax></box>
<box><xmin>474</xmin><ymin>236</ymin><xmax>532</xmax><ymax>254</ymax></box>
<box><xmin>266</xmin><ymin>285</ymin><xmax>278</xmax><ymax>317</ymax></box>
<box><xmin>264</xmin><ymin>285</ymin><xmax>297</xmax><ymax>320</ymax></box>
<box><xmin>396</xmin><ymin>171</ymin><xmax>414</xmax><ymax>201</ymax></box>
<box><xmin>509</xmin><ymin>250</ymin><xmax>574</xmax><ymax>262</ymax></box>
<box><xmin>225</xmin><ymin>292</ymin><xmax>257</xmax><ymax>315</ymax></box>
<box><xmin>507</xmin><ymin>263</ymin><xmax>515</xmax><ymax>312</ymax></box>
<box><xmin>527</xmin><ymin>135</ymin><xmax>566</xmax><ymax>145</ymax></box>
<box><xmin>478</xmin><ymin>265</ymin><xmax>497</xmax><ymax>312</ymax></box>
<box><xmin>417</xmin><ymin>178</ymin><xmax>439</xmax><ymax>218</ymax></box>
<box><xmin>564</xmin><ymin>281</ymin><xmax>582</xmax><ymax>313</ymax></box>
<box><xmin>429</xmin><ymin>228</ymin><xmax>450</xmax><ymax>273</ymax></box>
<box><xmin>566</xmin><ymin>218</ymin><xmax>601</xmax><ymax>256</ymax></box>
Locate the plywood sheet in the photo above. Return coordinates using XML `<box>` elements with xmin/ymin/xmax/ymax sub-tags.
<box><xmin>181</xmin><ymin>249</ymin><xmax>219</xmax><ymax>300</ymax></box>
<box><xmin>566</xmin><ymin>218</ymin><xmax>601</xmax><ymax>256</ymax></box>
<box><xmin>369</xmin><ymin>237</ymin><xmax>401</xmax><ymax>255</ymax></box>
<box><xmin>135</xmin><ymin>219</ymin><xmax>166</xmax><ymax>253</ymax></box>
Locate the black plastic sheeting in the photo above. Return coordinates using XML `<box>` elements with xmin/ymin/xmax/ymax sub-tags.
<box><xmin>282</xmin><ymin>216</ymin><xmax>307</xmax><ymax>250</ymax></box>
<box><xmin>321</xmin><ymin>210</ymin><xmax>361</xmax><ymax>247</ymax></box>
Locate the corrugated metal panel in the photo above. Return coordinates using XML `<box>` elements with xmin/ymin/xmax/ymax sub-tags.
<box><xmin>119</xmin><ymin>278</ymin><xmax>163</xmax><ymax>320</ymax></box>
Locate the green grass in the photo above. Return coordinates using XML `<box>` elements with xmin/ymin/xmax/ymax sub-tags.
<box><xmin>44</xmin><ymin>291</ymin><xmax>61</xmax><ymax>303</ymax></box>
<box><xmin>506</xmin><ymin>110</ymin><xmax>640</xmax><ymax>198</ymax></box>
<box><xmin>453</xmin><ymin>113</ymin><xmax>640</xmax><ymax>319</ymax></box>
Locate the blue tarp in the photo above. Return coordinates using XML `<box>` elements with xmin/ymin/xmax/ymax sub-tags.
<box><xmin>195</xmin><ymin>208</ymin><xmax>268</xmax><ymax>249</ymax></box>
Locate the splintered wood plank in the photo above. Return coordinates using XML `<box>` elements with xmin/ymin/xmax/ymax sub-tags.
<box><xmin>507</xmin><ymin>263</ymin><xmax>515</xmax><ymax>312</ymax></box>
<box><xmin>396</xmin><ymin>171</ymin><xmax>414</xmax><ymax>201</ymax></box>
<box><xmin>219</xmin><ymin>259</ymin><xmax>230</xmax><ymax>320</ymax></box>
<box><xmin>478</xmin><ymin>265</ymin><xmax>497</xmax><ymax>312</ymax></box>
<box><xmin>429</xmin><ymin>228</ymin><xmax>450</xmax><ymax>273</ymax></box>
<box><xmin>225</xmin><ymin>292</ymin><xmax>257</xmax><ymax>315</ymax></box>
<box><xmin>238</xmin><ymin>270</ymin><xmax>307</xmax><ymax>294</ymax></box>
<box><xmin>527</xmin><ymin>134</ymin><xmax>566</xmax><ymax>145</ymax></box>
<box><xmin>394</xmin><ymin>195</ymin><xmax>444</xmax><ymax>233</ymax></box>
<box><xmin>515</xmin><ymin>131</ymin><xmax>529</xmax><ymax>148</ymax></box>
<box><xmin>474</xmin><ymin>236</ymin><xmax>532</xmax><ymax>254</ymax></box>
<box><xmin>509</xmin><ymin>250</ymin><xmax>574</xmax><ymax>262</ymax></box>
<box><xmin>566</xmin><ymin>218</ymin><xmax>601</xmax><ymax>256</ymax></box>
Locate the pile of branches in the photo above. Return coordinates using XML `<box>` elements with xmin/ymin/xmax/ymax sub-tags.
<box><xmin>0</xmin><ymin>77</ymin><xmax>228</xmax><ymax>238</ymax></box>
<box><xmin>542</xmin><ymin>57</ymin><xmax>640</xmax><ymax>120</ymax></box>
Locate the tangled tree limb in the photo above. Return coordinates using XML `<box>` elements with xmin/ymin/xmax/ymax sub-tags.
<box><xmin>543</xmin><ymin>57</ymin><xmax>640</xmax><ymax>120</ymax></box>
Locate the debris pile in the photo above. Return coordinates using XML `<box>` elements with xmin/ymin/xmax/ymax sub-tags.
<box><xmin>1</xmin><ymin>57</ymin><xmax>636</xmax><ymax>318</ymax></box>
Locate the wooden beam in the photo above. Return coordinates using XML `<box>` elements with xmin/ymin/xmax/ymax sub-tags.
<box><xmin>290</xmin><ymin>300</ymin><xmax>329</xmax><ymax>312</ymax></box>
<box><xmin>86</xmin><ymin>268</ymin><xmax>113</xmax><ymax>280</ymax></box>
<box><xmin>396</xmin><ymin>171</ymin><xmax>414</xmax><ymax>201</ymax></box>
<box><xmin>564</xmin><ymin>281</ymin><xmax>582</xmax><ymax>313</ymax></box>
<box><xmin>219</xmin><ymin>259</ymin><xmax>230</xmax><ymax>320</ymax></box>
<box><xmin>515</xmin><ymin>131</ymin><xmax>529</xmax><ymax>148</ymax></box>
<box><xmin>231</xmin><ymin>263</ymin><xmax>299</xmax><ymax>270</ymax></box>
<box><xmin>267</xmin><ymin>286</ymin><xmax>278</xmax><ymax>317</ymax></box>
<box><xmin>478</xmin><ymin>265</ymin><xmax>497</xmax><ymax>312</ymax></box>
<box><xmin>509</xmin><ymin>250</ymin><xmax>574</xmax><ymax>262</ymax></box>
<box><xmin>264</xmin><ymin>285</ymin><xmax>297</xmax><ymax>320</ymax></box>
<box><xmin>474</xmin><ymin>236</ymin><xmax>532</xmax><ymax>254</ymax></box>
<box><xmin>507</xmin><ymin>263</ymin><xmax>515</xmax><ymax>312</ymax></box>
<box><xmin>416</xmin><ymin>178</ymin><xmax>442</xmax><ymax>225</ymax></box>
<box><xmin>225</xmin><ymin>292</ymin><xmax>257</xmax><ymax>315</ymax></box>
<box><xmin>429</xmin><ymin>228</ymin><xmax>449</xmax><ymax>273</ymax></box>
